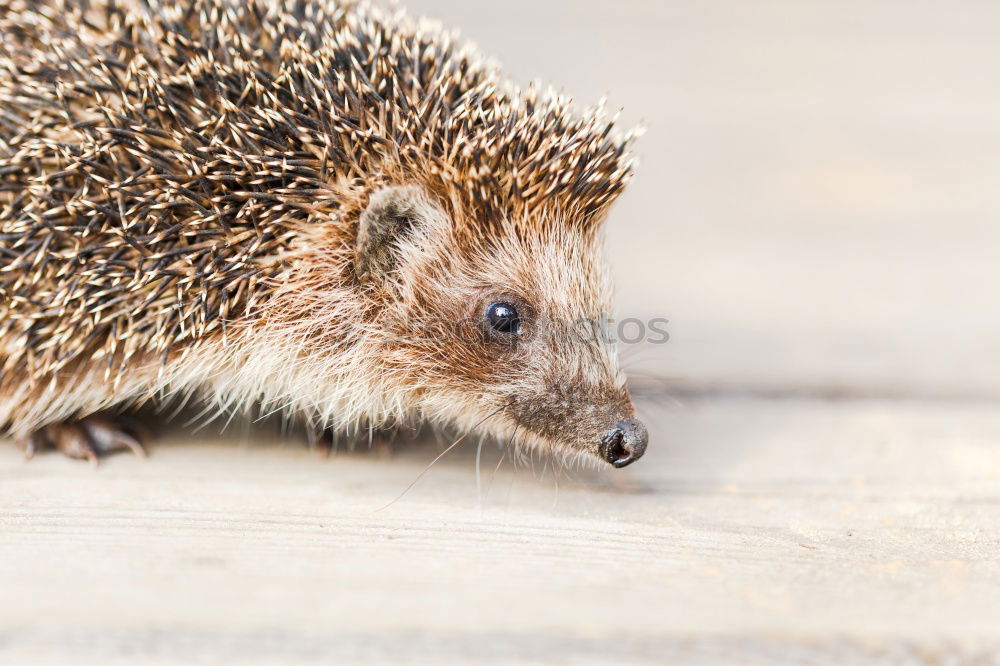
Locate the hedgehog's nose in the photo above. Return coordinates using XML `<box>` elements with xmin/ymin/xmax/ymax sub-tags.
<box><xmin>600</xmin><ymin>418</ymin><xmax>648</xmax><ymax>468</ymax></box>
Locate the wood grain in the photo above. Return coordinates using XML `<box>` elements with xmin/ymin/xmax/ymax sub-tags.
<box><xmin>2</xmin><ymin>398</ymin><xmax>1000</xmax><ymax>664</ymax></box>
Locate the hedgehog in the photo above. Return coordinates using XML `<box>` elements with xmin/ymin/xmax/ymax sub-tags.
<box><xmin>0</xmin><ymin>0</ymin><xmax>648</xmax><ymax>469</ymax></box>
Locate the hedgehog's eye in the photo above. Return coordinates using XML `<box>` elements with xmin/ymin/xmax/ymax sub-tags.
<box><xmin>485</xmin><ymin>302</ymin><xmax>521</xmax><ymax>335</ymax></box>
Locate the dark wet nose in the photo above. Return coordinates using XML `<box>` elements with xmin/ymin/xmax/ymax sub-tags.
<box><xmin>600</xmin><ymin>418</ymin><xmax>648</xmax><ymax>468</ymax></box>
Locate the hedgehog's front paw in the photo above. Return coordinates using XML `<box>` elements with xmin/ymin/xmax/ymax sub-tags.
<box><xmin>17</xmin><ymin>417</ymin><xmax>148</xmax><ymax>465</ymax></box>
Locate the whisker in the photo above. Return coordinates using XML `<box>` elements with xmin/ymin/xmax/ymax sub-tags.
<box><xmin>484</xmin><ymin>445</ymin><xmax>508</xmax><ymax>506</ymax></box>
<box><xmin>504</xmin><ymin>445</ymin><xmax>519</xmax><ymax>511</ymax></box>
<box><xmin>484</xmin><ymin>424</ymin><xmax>517</xmax><ymax>505</ymax></box>
<box><xmin>376</xmin><ymin>407</ymin><xmax>504</xmax><ymax>512</ymax></box>
<box><xmin>475</xmin><ymin>434</ymin><xmax>485</xmax><ymax>507</ymax></box>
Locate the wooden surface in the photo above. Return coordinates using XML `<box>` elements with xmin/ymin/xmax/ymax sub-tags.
<box><xmin>3</xmin><ymin>397</ymin><xmax>1000</xmax><ymax>665</ymax></box>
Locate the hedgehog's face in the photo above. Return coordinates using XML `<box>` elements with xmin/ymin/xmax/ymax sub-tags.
<box><xmin>355</xmin><ymin>186</ymin><xmax>647</xmax><ymax>468</ymax></box>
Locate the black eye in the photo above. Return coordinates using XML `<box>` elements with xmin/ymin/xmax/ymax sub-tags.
<box><xmin>485</xmin><ymin>302</ymin><xmax>521</xmax><ymax>335</ymax></box>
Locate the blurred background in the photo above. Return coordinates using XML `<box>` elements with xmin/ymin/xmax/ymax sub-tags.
<box><xmin>408</xmin><ymin>0</ymin><xmax>1000</xmax><ymax>402</ymax></box>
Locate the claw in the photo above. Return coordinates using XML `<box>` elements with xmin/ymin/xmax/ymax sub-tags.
<box><xmin>19</xmin><ymin>416</ymin><xmax>150</xmax><ymax>464</ymax></box>
<box><xmin>50</xmin><ymin>422</ymin><xmax>99</xmax><ymax>466</ymax></box>
<box><xmin>83</xmin><ymin>418</ymin><xmax>147</xmax><ymax>458</ymax></box>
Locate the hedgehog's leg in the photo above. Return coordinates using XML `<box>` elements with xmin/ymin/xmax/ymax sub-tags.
<box><xmin>305</xmin><ymin>423</ymin><xmax>333</xmax><ymax>457</ymax></box>
<box><xmin>17</xmin><ymin>417</ymin><xmax>147</xmax><ymax>465</ymax></box>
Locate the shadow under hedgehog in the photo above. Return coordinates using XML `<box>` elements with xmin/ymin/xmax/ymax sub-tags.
<box><xmin>0</xmin><ymin>0</ymin><xmax>648</xmax><ymax>469</ymax></box>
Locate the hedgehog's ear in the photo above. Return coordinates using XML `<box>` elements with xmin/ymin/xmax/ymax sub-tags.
<box><xmin>355</xmin><ymin>185</ymin><xmax>429</xmax><ymax>283</ymax></box>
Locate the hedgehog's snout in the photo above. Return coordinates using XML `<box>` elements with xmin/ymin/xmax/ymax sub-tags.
<box><xmin>600</xmin><ymin>418</ymin><xmax>648</xmax><ymax>468</ymax></box>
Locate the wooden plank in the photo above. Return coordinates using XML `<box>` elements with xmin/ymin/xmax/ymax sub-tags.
<box><xmin>2</xmin><ymin>398</ymin><xmax>999</xmax><ymax>664</ymax></box>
